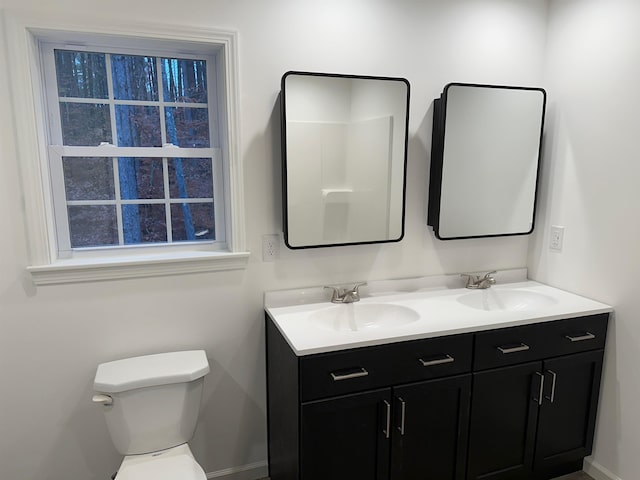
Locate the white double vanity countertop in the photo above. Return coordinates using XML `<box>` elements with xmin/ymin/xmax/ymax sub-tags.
<box><xmin>265</xmin><ymin>271</ymin><xmax>612</xmax><ymax>356</ymax></box>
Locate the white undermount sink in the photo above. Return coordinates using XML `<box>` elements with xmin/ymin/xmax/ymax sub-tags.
<box><xmin>457</xmin><ymin>288</ymin><xmax>558</xmax><ymax>312</ymax></box>
<box><xmin>309</xmin><ymin>303</ymin><xmax>420</xmax><ymax>332</ymax></box>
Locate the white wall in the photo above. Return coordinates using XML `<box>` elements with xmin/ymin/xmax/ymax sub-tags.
<box><xmin>0</xmin><ymin>1</ymin><xmax>547</xmax><ymax>479</ymax></box>
<box><xmin>531</xmin><ymin>1</ymin><xmax>640</xmax><ymax>478</ymax></box>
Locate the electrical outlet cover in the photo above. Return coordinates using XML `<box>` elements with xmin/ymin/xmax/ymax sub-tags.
<box><xmin>262</xmin><ymin>234</ymin><xmax>280</xmax><ymax>262</ymax></box>
<box><xmin>550</xmin><ymin>225</ymin><xmax>564</xmax><ymax>251</ymax></box>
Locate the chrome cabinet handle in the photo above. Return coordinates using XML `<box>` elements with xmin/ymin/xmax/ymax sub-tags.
<box><xmin>330</xmin><ymin>368</ymin><xmax>369</xmax><ymax>381</ymax></box>
<box><xmin>419</xmin><ymin>354</ymin><xmax>454</xmax><ymax>367</ymax></box>
<box><xmin>565</xmin><ymin>332</ymin><xmax>595</xmax><ymax>342</ymax></box>
<box><xmin>545</xmin><ymin>370</ymin><xmax>557</xmax><ymax>403</ymax></box>
<box><xmin>383</xmin><ymin>400</ymin><xmax>391</xmax><ymax>438</ymax></box>
<box><xmin>497</xmin><ymin>343</ymin><xmax>530</xmax><ymax>354</ymax></box>
<box><xmin>534</xmin><ymin>372</ymin><xmax>545</xmax><ymax>405</ymax></box>
<box><xmin>396</xmin><ymin>397</ymin><xmax>406</xmax><ymax>435</ymax></box>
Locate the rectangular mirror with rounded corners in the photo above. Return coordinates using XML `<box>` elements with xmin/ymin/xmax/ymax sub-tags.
<box><xmin>281</xmin><ymin>71</ymin><xmax>410</xmax><ymax>249</ymax></box>
<box><xmin>428</xmin><ymin>83</ymin><xmax>546</xmax><ymax>240</ymax></box>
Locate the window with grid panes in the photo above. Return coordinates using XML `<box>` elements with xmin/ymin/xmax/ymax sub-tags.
<box><xmin>41</xmin><ymin>43</ymin><xmax>225</xmax><ymax>254</ymax></box>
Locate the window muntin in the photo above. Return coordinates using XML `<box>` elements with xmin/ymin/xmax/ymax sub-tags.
<box><xmin>42</xmin><ymin>44</ymin><xmax>225</xmax><ymax>254</ymax></box>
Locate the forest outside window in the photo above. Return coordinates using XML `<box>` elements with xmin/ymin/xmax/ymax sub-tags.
<box><xmin>41</xmin><ymin>43</ymin><xmax>226</xmax><ymax>255</ymax></box>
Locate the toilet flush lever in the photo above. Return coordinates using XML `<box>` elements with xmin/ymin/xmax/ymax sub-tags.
<box><xmin>92</xmin><ymin>394</ymin><xmax>113</xmax><ymax>406</ymax></box>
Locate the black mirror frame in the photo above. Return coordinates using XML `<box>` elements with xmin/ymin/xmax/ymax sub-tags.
<box><xmin>427</xmin><ymin>82</ymin><xmax>547</xmax><ymax>241</ymax></box>
<box><xmin>280</xmin><ymin>70</ymin><xmax>411</xmax><ymax>249</ymax></box>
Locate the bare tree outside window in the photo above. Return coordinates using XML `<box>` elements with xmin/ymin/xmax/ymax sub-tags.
<box><xmin>50</xmin><ymin>49</ymin><xmax>218</xmax><ymax>249</ymax></box>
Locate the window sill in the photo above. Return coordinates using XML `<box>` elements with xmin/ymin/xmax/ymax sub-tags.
<box><xmin>27</xmin><ymin>250</ymin><xmax>251</xmax><ymax>285</ymax></box>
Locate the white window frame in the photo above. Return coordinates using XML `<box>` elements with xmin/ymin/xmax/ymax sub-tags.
<box><xmin>4</xmin><ymin>11</ymin><xmax>248</xmax><ymax>285</ymax></box>
<box><xmin>42</xmin><ymin>44</ymin><xmax>225</xmax><ymax>254</ymax></box>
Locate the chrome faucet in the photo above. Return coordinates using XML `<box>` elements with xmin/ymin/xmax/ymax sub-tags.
<box><xmin>324</xmin><ymin>282</ymin><xmax>367</xmax><ymax>303</ymax></box>
<box><xmin>461</xmin><ymin>271</ymin><xmax>496</xmax><ymax>289</ymax></box>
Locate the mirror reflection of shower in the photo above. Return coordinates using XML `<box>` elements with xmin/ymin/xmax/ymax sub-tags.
<box><xmin>282</xmin><ymin>72</ymin><xmax>410</xmax><ymax>249</ymax></box>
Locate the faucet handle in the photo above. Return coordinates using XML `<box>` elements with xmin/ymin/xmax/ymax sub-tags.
<box><xmin>482</xmin><ymin>271</ymin><xmax>497</xmax><ymax>285</ymax></box>
<box><xmin>348</xmin><ymin>282</ymin><xmax>367</xmax><ymax>302</ymax></box>
<box><xmin>324</xmin><ymin>283</ymin><xmax>367</xmax><ymax>303</ymax></box>
<box><xmin>461</xmin><ymin>271</ymin><xmax>496</xmax><ymax>289</ymax></box>
<box><xmin>352</xmin><ymin>282</ymin><xmax>367</xmax><ymax>293</ymax></box>
<box><xmin>460</xmin><ymin>273</ymin><xmax>480</xmax><ymax>287</ymax></box>
<box><xmin>324</xmin><ymin>285</ymin><xmax>342</xmax><ymax>302</ymax></box>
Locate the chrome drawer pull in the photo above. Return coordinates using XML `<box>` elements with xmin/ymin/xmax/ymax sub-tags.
<box><xmin>383</xmin><ymin>400</ymin><xmax>391</xmax><ymax>438</ymax></box>
<box><xmin>535</xmin><ymin>371</ymin><xmax>545</xmax><ymax>405</ymax></box>
<box><xmin>397</xmin><ymin>397</ymin><xmax>406</xmax><ymax>435</ymax></box>
<box><xmin>330</xmin><ymin>368</ymin><xmax>369</xmax><ymax>381</ymax></box>
<box><xmin>497</xmin><ymin>343</ymin><xmax>530</xmax><ymax>354</ymax></box>
<box><xmin>419</xmin><ymin>354</ymin><xmax>455</xmax><ymax>367</ymax></box>
<box><xmin>545</xmin><ymin>370</ymin><xmax>557</xmax><ymax>403</ymax></box>
<box><xmin>565</xmin><ymin>332</ymin><xmax>595</xmax><ymax>342</ymax></box>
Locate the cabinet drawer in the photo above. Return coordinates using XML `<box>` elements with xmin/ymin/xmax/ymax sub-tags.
<box><xmin>474</xmin><ymin>313</ymin><xmax>609</xmax><ymax>371</ymax></box>
<box><xmin>542</xmin><ymin>313</ymin><xmax>608</xmax><ymax>357</ymax></box>
<box><xmin>300</xmin><ymin>334</ymin><xmax>473</xmax><ymax>402</ymax></box>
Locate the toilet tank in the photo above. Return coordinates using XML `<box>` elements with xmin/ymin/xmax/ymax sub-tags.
<box><xmin>93</xmin><ymin>351</ymin><xmax>210</xmax><ymax>455</ymax></box>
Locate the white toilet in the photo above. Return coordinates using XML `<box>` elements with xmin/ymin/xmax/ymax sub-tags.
<box><xmin>93</xmin><ymin>350</ymin><xmax>210</xmax><ymax>480</ymax></box>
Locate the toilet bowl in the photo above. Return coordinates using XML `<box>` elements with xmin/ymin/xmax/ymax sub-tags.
<box><xmin>115</xmin><ymin>444</ymin><xmax>205</xmax><ymax>480</ymax></box>
<box><xmin>93</xmin><ymin>350</ymin><xmax>210</xmax><ymax>479</ymax></box>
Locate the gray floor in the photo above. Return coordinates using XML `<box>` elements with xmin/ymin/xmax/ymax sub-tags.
<box><xmin>552</xmin><ymin>472</ymin><xmax>594</xmax><ymax>480</ymax></box>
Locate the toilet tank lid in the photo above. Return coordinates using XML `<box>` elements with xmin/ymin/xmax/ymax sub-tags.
<box><xmin>94</xmin><ymin>350</ymin><xmax>210</xmax><ymax>393</ymax></box>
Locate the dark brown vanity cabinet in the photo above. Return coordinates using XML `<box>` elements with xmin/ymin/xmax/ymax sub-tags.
<box><xmin>299</xmin><ymin>378</ymin><xmax>472</xmax><ymax>480</ymax></box>
<box><xmin>266</xmin><ymin>312</ymin><xmax>608</xmax><ymax>480</ymax></box>
<box><xmin>467</xmin><ymin>313</ymin><xmax>608</xmax><ymax>480</ymax></box>
<box><xmin>266</xmin><ymin>317</ymin><xmax>473</xmax><ymax>480</ymax></box>
<box><xmin>390</xmin><ymin>375</ymin><xmax>471</xmax><ymax>480</ymax></box>
<box><xmin>300</xmin><ymin>375</ymin><xmax>472</xmax><ymax>480</ymax></box>
<box><xmin>300</xmin><ymin>388</ymin><xmax>391</xmax><ymax>480</ymax></box>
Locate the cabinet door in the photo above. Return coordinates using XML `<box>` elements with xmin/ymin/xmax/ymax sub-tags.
<box><xmin>534</xmin><ymin>350</ymin><xmax>604</xmax><ymax>471</ymax></box>
<box><xmin>300</xmin><ymin>388</ymin><xmax>391</xmax><ymax>480</ymax></box>
<box><xmin>467</xmin><ymin>362</ymin><xmax>542</xmax><ymax>480</ymax></box>
<box><xmin>391</xmin><ymin>374</ymin><xmax>471</xmax><ymax>480</ymax></box>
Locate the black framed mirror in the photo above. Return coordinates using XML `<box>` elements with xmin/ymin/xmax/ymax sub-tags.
<box><xmin>281</xmin><ymin>71</ymin><xmax>410</xmax><ymax>249</ymax></box>
<box><xmin>428</xmin><ymin>83</ymin><xmax>546</xmax><ymax>240</ymax></box>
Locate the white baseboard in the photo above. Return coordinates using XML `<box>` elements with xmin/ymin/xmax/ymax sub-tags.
<box><xmin>206</xmin><ymin>461</ymin><xmax>268</xmax><ymax>480</ymax></box>
<box><xmin>584</xmin><ymin>458</ymin><xmax>622</xmax><ymax>480</ymax></box>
